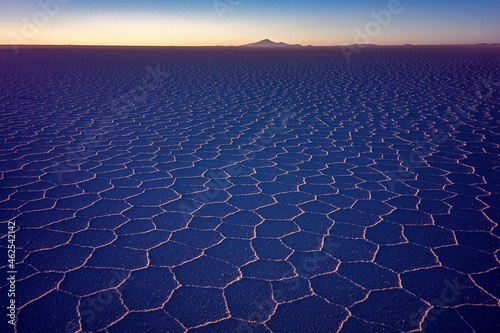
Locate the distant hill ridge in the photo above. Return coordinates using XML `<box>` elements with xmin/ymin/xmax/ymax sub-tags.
<box><xmin>240</xmin><ymin>39</ymin><xmax>304</xmax><ymax>47</ymax></box>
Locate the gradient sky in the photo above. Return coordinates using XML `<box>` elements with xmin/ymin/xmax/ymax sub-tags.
<box><xmin>1</xmin><ymin>0</ymin><xmax>499</xmax><ymax>46</ymax></box>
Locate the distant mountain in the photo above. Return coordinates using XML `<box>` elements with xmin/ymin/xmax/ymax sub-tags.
<box><xmin>241</xmin><ymin>39</ymin><xmax>303</xmax><ymax>48</ymax></box>
<box><xmin>350</xmin><ymin>43</ymin><xmax>378</xmax><ymax>47</ymax></box>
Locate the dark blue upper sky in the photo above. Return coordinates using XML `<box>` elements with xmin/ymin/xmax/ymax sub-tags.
<box><xmin>2</xmin><ymin>0</ymin><xmax>499</xmax><ymax>46</ymax></box>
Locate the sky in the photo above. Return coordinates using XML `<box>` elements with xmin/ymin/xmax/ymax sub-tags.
<box><xmin>1</xmin><ymin>0</ymin><xmax>499</xmax><ymax>46</ymax></box>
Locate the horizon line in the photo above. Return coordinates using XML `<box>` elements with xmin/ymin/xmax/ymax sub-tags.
<box><xmin>1</xmin><ymin>42</ymin><xmax>500</xmax><ymax>48</ymax></box>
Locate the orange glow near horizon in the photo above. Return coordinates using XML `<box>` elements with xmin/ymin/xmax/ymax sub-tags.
<box><xmin>1</xmin><ymin>9</ymin><xmax>499</xmax><ymax>47</ymax></box>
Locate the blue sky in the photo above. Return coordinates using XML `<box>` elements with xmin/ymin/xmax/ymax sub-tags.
<box><xmin>1</xmin><ymin>0</ymin><xmax>499</xmax><ymax>46</ymax></box>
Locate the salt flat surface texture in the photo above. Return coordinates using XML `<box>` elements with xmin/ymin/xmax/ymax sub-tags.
<box><xmin>1</xmin><ymin>46</ymin><xmax>499</xmax><ymax>332</ymax></box>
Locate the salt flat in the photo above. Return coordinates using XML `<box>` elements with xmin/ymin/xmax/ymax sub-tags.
<box><xmin>0</xmin><ymin>46</ymin><xmax>499</xmax><ymax>332</ymax></box>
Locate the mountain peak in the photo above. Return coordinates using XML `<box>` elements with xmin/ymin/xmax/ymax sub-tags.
<box><xmin>241</xmin><ymin>39</ymin><xmax>303</xmax><ymax>48</ymax></box>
